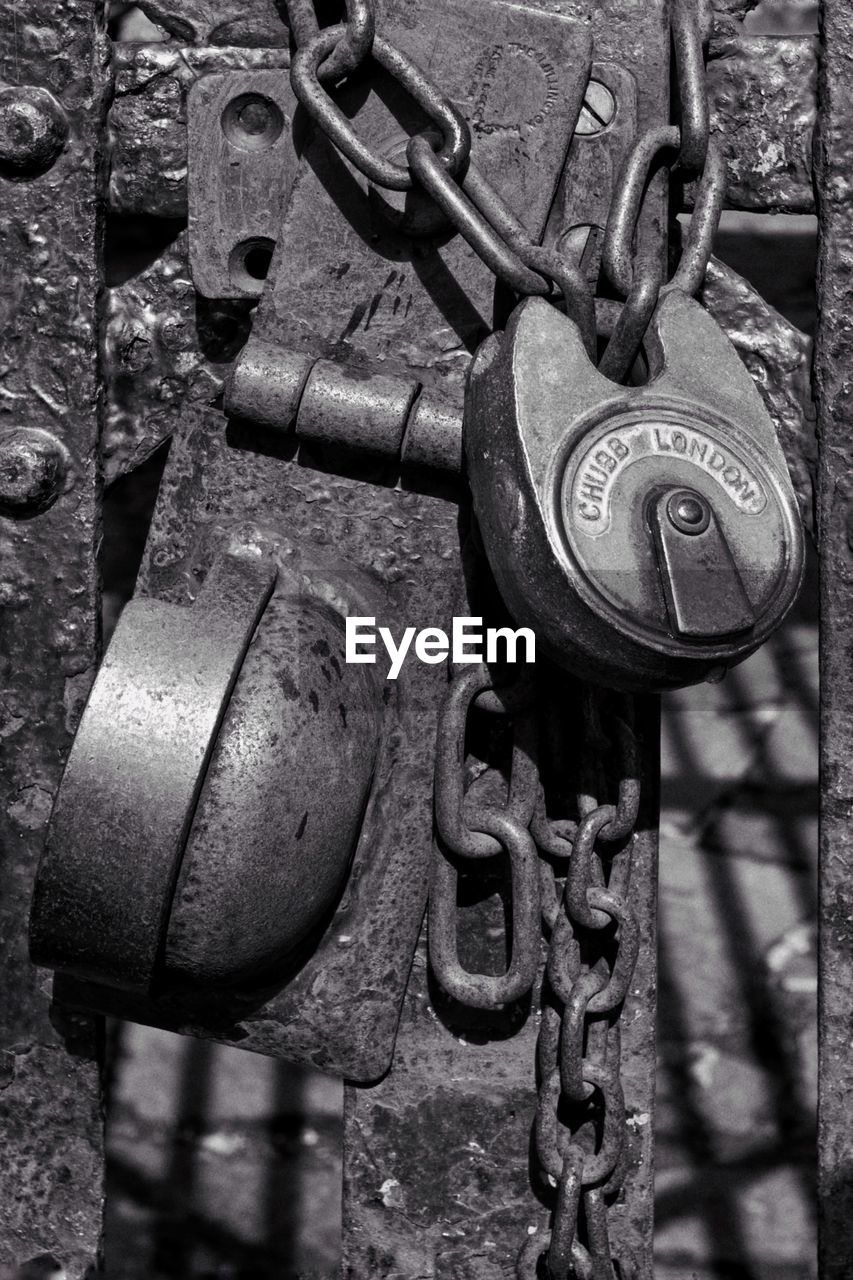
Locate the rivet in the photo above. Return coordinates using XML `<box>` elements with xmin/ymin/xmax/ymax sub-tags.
<box><xmin>0</xmin><ymin>86</ymin><xmax>68</xmax><ymax>180</ymax></box>
<box><xmin>0</xmin><ymin>428</ymin><xmax>68</xmax><ymax>517</ymax></box>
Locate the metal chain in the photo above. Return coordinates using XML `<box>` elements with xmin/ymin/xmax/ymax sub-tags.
<box><xmin>284</xmin><ymin>0</ymin><xmax>594</xmax><ymax>350</ymax></box>
<box><xmin>600</xmin><ymin>0</ymin><xmax>725</xmax><ymax>379</ymax></box>
<box><xmin>285</xmin><ymin>0</ymin><xmax>723</xmax><ymax>384</ymax></box>
<box><xmin>520</xmin><ymin>694</ymin><xmax>642</xmax><ymax>1280</ymax></box>
<box><xmin>284</xmin><ymin>1</ymin><xmax>712</xmax><ymax>1272</ymax></box>
<box><xmin>430</xmin><ymin>663</ymin><xmax>542</xmax><ymax>1009</ymax></box>
<box><xmin>286</xmin><ymin>0</ymin><xmax>375</xmax><ymax>83</ymax></box>
<box><xmin>429</xmin><ymin>660</ymin><xmax>642</xmax><ymax>1278</ymax></box>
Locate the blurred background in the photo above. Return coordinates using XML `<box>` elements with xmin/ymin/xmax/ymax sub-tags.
<box><xmin>101</xmin><ymin>1</ymin><xmax>820</xmax><ymax>1276</ymax></box>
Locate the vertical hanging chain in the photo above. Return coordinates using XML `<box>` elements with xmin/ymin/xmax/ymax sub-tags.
<box><xmin>430</xmin><ymin>659</ymin><xmax>642</xmax><ymax>1280</ymax></box>
<box><xmin>518</xmin><ymin>695</ymin><xmax>642</xmax><ymax>1280</ymax></box>
<box><xmin>430</xmin><ymin>663</ymin><xmax>542</xmax><ymax>1009</ymax></box>
<box><xmin>426</xmin><ymin>2</ymin><xmax>714</xmax><ymax>1274</ymax></box>
<box><xmin>283</xmin><ymin>0</ymin><xmax>716</xmax><ymax>1272</ymax></box>
<box><xmin>599</xmin><ymin>0</ymin><xmax>723</xmax><ymax>381</ymax></box>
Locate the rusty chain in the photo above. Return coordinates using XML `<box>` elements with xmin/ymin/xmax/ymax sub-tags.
<box><xmin>430</xmin><ymin>663</ymin><xmax>542</xmax><ymax>1009</ymax></box>
<box><xmin>285</xmin><ymin>0</ymin><xmax>723</xmax><ymax>381</ymax></box>
<box><xmin>520</xmin><ymin>694</ymin><xmax>642</xmax><ymax>1280</ymax></box>
<box><xmin>284</xmin><ymin>1</ymin><xmax>716</xmax><ymax>1273</ymax></box>
<box><xmin>431</xmin><ymin>657</ymin><xmax>642</xmax><ymax>1279</ymax></box>
<box><xmin>599</xmin><ymin>0</ymin><xmax>724</xmax><ymax>378</ymax></box>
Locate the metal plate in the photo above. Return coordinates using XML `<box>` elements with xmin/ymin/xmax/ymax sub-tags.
<box><xmin>0</xmin><ymin>0</ymin><xmax>107</xmax><ymax>1272</ymax></box>
<box><xmin>234</xmin><ymin>0</ymin><xmax>592</xmax><ymax>402</ymax></box>
<box><xmin>188</xmin><ymin>68</ymin><xmax>299</xmax><ymax>298</ymax></box>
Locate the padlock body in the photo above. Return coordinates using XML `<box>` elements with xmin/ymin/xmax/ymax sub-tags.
<box><xmin>165</xmin><ymin>586</ymin><xmax>382</xmax><ymax>987</ymax></box>
<box><xmin>465</xmin><ymin>293</ymin><xmax>804</xmax><ymax>689</ymax></box>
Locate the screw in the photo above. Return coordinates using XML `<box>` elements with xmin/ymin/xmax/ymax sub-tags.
<box><xmin>0</xmin><ymin>86</ymin><xmax>68</xmax><ymax>180</ymax></box>
<box><xmin>238</xmin><ymin>99</ymin><xmax>274</xmax><ymax>136</ymax></box>
<box><xmin>575</xmin><ymin>80</ymin><xmax>616</xmax><ymax>136</ymax></box>
<box><xmin>0</xmin><ymin>428</ymin><xmax>68</xmax><ymax>517</ymax></box>
<box><xmin>667</xmin><ymin>489</ymin><xmax>710</xmax><ymax>536</ymax></box>
<box><xmin>221</xmin><ymin>93</ymin><xmax>284</xmax><ymax>152</ymax></box>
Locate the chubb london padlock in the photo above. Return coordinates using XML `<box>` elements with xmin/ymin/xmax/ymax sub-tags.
<box><xmin>465</xmin><ymin>288</ymin><xmax>805</xmax><ymax>690</ymax></box>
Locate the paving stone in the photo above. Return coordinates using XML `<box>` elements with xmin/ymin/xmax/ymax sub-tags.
<box><xmin>105</xmin><ymin>1026</ymin><xmax>342</xmax><ymax>1278</ymax></box>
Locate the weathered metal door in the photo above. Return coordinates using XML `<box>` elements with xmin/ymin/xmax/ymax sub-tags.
<box><xmin>0</xmin><ymin>0</ymin><xmax>844</xmax><ymax>1276</ymax></box>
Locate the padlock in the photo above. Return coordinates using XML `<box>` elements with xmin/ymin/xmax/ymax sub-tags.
<box><xmin>28</xmin><ymin>400</ymin><xmax>462</xmax><ymax>1081</ymax></box>
<box><xmin>29</xmin><ymin>547</ymin><xmax>382</xmax><ymax>990</ymax></box>
<box><xmin>464</xmin><ymin>289</ymin><xmax>805</xmax><ymax>690</ymax></box>
<box><xmin>27</xmin><ymin>526</ymin><xmax>437</xmax><ymax>1080</ymax></box>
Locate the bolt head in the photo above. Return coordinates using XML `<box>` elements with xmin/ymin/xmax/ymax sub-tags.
<box><xmin>220</xmin><ymin>92</ymin><xmax>284</xmax><ymax>153</ymax></box>
<box><xmin>0</xmin><ymin>428</ymin><xmax>68</xmax><ymax>517</ymax></box>
<box><xmin>0</xmin><ymin>86</ymin><xmax>68</xmax><ymax>180</ymax></box>
<box><xmin>238</xmin><ymin>100</ymin><xmax>273</xmax><ymax>135</ymax></box>
<box><xmin>575</xmin><ymin>80</ymin><xmax>616</xmax><ymax>136</ymax></box>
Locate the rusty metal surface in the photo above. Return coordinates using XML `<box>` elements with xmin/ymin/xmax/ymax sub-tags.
<box><xmin>0</xmin><ymin>0</ymin><xmax>106</xmax><ymax>1274</ymax></box>
<box><xmin>700</xmin><ymin>35</ymin><xmax>817</xmax><ymax>213</ymax></box>
<box><xmin>815</xmin><ymin>0</ymin><xmax>853</xmax><ymax>1273</ymax></box>
<box><xmin>187</xmin><ymin>69</ymin><xmax>298</xmax><ymax>298</ymax></box>
<box><xmin>103</xmin><ymin>229</ymin><xmax>253</xmax><ymax>482</ymax></box>
<box><xmin>137</xmin><ymin>0</ymin><xmax>289</xmax><ymax>45</ymax></box>
<box><xmin>110</xmin><ymin>35</ymin><xmax>818</xmax><ymax>220</ymax></box>
<box><xmin>711</xmin><ymin>0</ymin><xmax>759</xmax><ymax>34</ymax></box>
<box><xmin>109</xmin><ymin>43</ymin><xmax>290</xmax><ymax>219</ymax></box>
<box><xmin>702</xmin><ymin>253</ymin><xmax>816</xmax><ymax>536</ymax></box>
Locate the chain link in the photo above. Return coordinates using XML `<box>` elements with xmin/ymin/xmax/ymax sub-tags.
<box><xmin>601</xmin><ymin>0</ymin><xmax>724</xmax><ymax>343</ymax></box>
<box><xmin>429</xmin><ymin>663</ymin><xmax>543</xmax><ymax>1009</ymax></box>
<box><xmin>286</xmin><ymin>0</ymin><xmax>722</xmax><ymax>386</ymax></box>
<box><xmin>523</xmin><ymin>697</ymin><xmax>641</xmax><ymax>1280</ymax></box>
<box><xmin>291</xmin><ymin>30</ymin><xmax>471</xmax><ymax>190</ymax></box>
<box><xmin>286</xmin><ymin>0</ymin><xmax>375</xmax><ymax>83</ymax></box>
<box><xmin>284</xmin><ymin>1</ymin><xmax>713</xmax><ymax>1272</ymax></box>
<box><xmin>284</xmin><ymin>0</ymin><xmax>595</xmax><ymax>355</ymax></box>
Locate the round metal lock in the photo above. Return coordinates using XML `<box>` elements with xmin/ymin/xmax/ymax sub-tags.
<box><xmin>464</xmin><ymin>292</ymin><xmax>807</xmax><ymax>689</ymax></box>
<box><xmin>557</xmin><ymin>398</ymin><xmax>804</xmax><ymax>661</ymax></box>
<box><xmin>31</xmin><ymin>551</ymin><xmax>384</xmax><ymax>995</ymax></box>
<box><xmin>164</xmin><ymin>582</ymin><xmax>383</xmax><ymax>987</ymax></box>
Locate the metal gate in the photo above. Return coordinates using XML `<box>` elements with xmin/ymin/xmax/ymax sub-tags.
<box><xmin>0</xmin><ymin>0</ymin><xmax>842</xmax><ymax>1276</ymax></box>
